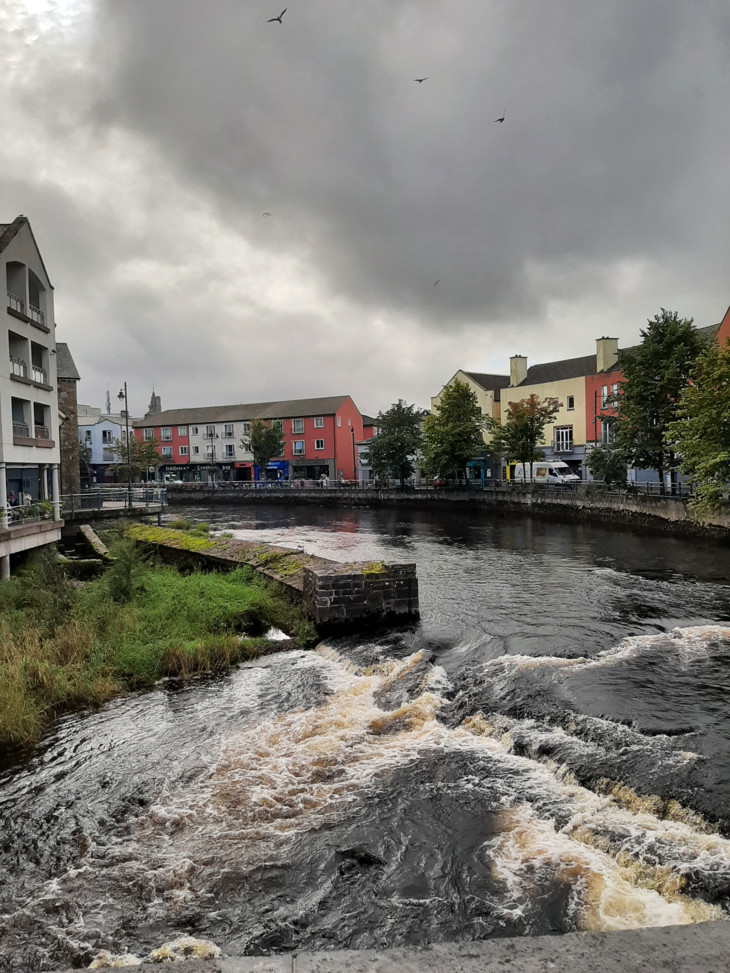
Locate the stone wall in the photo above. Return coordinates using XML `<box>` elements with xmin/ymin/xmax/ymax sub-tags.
<box><xmin>58</xmin><ymin>377</ymin><xmax>80</xmax><ymax>497</ymax></box>
<box><xmin>302</xmin><ymin>563</ymin><xmax>419</xmax><ymax>631</ymax></box>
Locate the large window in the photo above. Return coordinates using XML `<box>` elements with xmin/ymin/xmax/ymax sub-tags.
<box><xmin>600</xmin><ymin>385</ymin><xmax>609</xmax><ymax>408</ymax></box>
<box><xmin>192</xmin><ymin>446</ymin><xmax>200</xmax><ymax>455</ymax></box>
<box><xmin>177</xmin><ymin>426</ymin><xmax>187</xmax><ymax>437</ymax></box>
<box><xmin>566</xmin><ymin>395</ymin><xmax>575</xmax><ymax>411</ymax></box>
<box><xmin>292</xmin><ymin>440</ymin><xmax>305</xmax><ymax>455</ymax></box>
<box><xmin>314</xmin><ymin>439</ymin><xmax>324</xmax><ymax>451</ymax></box>
<box><xmin>224</xmin><ymin>444</ymin><xmax>235</xmax><ymax>458</ymax></box>
<box><xmin>599</xmin><ymin>419</ymin><xmax>615</xmax><ymax>445</ymax></box>
<box><xmin>272</xmin><ymin>420</ymin><xmax>283</xmax><ymax>433</ymax></box>
<box><xmin>160</xmin><ymin>427</ymin><xmax>172</xmax><ymax>441</ymax></box>
<box><xmin>224</xmin><ymin>424</ymin><xmax>234</xmax><ymax>437</ymax></box>
<box><xmin>161</xmin><ymin>446</ymin><xmax>172</xmax><ymax>458</ymax></box>
<box><xmin>179</xmin><ymin>445</ymin><xmax>188</xmax><ymax>456</ymax></box>
<box><xmin>143</xmin><ymin>428</ymin><xmax>154</xmax><ymax>441</ymax></box>
<box><xmin>242</xmin><ymin>421</ymin><xmax>251</xmax><ymax>436</ymax></box>
<box><xmin>291</xmin><ymin>418</ymin><xmax>304</xmax><ymax>434</ymax></box>
<box><xmin>314</xmin><ymin>417</ymin><xmax>324</xmax><ymax>428</ymax></box>
<box><xmin>554</xmin><ymin>426</ymin><xmax>573</xmax><ymax>452</ymax></box>
<box><xmin>205</xmin><ymin>425</ymin><xmax>216</xmax><ymax>437</ymax></box>
<box><xmin>191</xmin><ymin>425</ymin><xmax>198</xmax><ymax>435</ymax></box>
<box><xmin>102</xmin><ymin>429</ymin><xmax>113</xmax><ymax>444</ymax></box>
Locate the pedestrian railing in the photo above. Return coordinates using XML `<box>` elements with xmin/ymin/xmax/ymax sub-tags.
<box><xmin>61</xmin><ymin>487</ymin><xmax>167</xmax><ymax>514</ymax></box>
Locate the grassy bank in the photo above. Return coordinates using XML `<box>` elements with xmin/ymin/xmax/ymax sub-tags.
<box><xmin>0</xmin><ymin>539</ymin><xmax>314</xmax><ymax>749</ymax></box>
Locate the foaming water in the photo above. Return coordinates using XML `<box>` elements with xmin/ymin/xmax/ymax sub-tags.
<box><xmin>1</xmin><ymin>507</ymin><xmax>730</xmax><ymax>969</ymax></box>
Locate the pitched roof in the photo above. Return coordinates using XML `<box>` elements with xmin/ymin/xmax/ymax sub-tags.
<box><xmin>0</xmin><ymin>215</ymin><xmax>53</xmax><ymax>288</ymax></box>
<box><xmin>462</xmin><ymin>371</ymin><xmax>511</xmax><ymax>391</ymax></box>
<box><xmin>132</xmin><ymin>394</ymin><xmax>355</xmax><ymax>428</ymax></box>
<box><xmin>519</xmin><ymin>353</ymin><xmax>598</xmax><ymax>386</ymax></box>
<box><xmin>55</xmin><ymin>343</ymin><xmax>80</xmax><ymax>381</ymax></box>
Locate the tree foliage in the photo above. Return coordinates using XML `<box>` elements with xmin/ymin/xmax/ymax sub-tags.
<box><xmin>614</xmin><ymin>309</ymin><xmax>705</xmax><ymax>488</ymax></box>
<box><xmin>584</xmin><ymin>443</ymin><xmax>629</xmax><ymax>489</ymax></box>
<box><xmin>487</xmin><ymin>394</ymin><xmax>560</xmax><ymax>476</ymax></box>
<box><xmin>422</xmin><ymin>379</ymin><xmax>486</xmax><ymax>480</ymax></box>
<box><xmin>110</xmin><ymin>436</ymin><xmax>162</xmax><ymax>481</ymax></box>
<box><xmin>248</xmin><ymin>419</ymin><xmax>284</xmax><ymax>478</ymax></box>
<box><xmin>367</xmin><ymin>400</ymin><xmax>423</xmax><ymax>485</ymax></box>
<box><xmin>665</xmin><ymin>339</ymin><xmax>730</xmax><ymax>512</ymax></box>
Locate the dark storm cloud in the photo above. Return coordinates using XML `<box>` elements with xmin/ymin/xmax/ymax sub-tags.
<box><xmin>90</xmin><ymin>0</ymin><xmax>730</xmax><ymax>326</ymax></box>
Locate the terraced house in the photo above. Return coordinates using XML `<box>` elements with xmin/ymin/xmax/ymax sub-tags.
<box><xmin>133</xmin><ymin>394</ymin><xmax>372</xmax><ymax>482</ymax></box>
<box><xmin>0</xmin><ymin>216</ymin><xmax>64</xmax><ymax>578</ymax></box>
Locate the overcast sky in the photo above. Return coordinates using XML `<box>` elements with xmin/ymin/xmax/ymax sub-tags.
<box><xmin>2</xmin><ymin>0</ymin><xmax>728</xmax><ymax>417</ymax></box>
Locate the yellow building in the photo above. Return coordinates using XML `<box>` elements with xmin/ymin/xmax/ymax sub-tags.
<box><xmin>430</xmin><ymin>370</ymin><xmax>510</xmax><ymax>447</ymax></box>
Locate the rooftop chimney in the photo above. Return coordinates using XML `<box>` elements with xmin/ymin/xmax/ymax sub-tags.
<box><xmin>596</xmin><ymin>337</ymin><xmax>618</xmax><ymax>373</ymax></box>
<box><xmin>510</xmin><ymin>355</ymin><xmax>527</xmax><ymax>386</ymax></box>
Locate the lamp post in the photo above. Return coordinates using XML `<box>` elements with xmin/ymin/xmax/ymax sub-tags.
<box><xmin>117</xmin><ymin>383</ymin><xmax>132</xmax><ymax>509</ymax></box>
<box><xmin>350</xmin><ymin>426</ymin><xmax>356</xmax><ymax>485</ymax></box>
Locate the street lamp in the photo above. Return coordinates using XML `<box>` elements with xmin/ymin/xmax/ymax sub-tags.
<box><xmin>117</xmin><ymin>383</ymin><xmax>132</xmax><ymax>509</ymax></box>
<box><xmin>350</xmin><ymin>426</ymin><xmax>356</xmax><ymax>485</ymax></box>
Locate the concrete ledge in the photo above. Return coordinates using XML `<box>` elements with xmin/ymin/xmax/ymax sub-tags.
<box><xmin>64</xmin><ymin>920</ymin><xmax>730</xmax><ymax>972</ymax></box>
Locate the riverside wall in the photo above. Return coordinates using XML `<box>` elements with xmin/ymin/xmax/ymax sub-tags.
<box><xmin>164</xmin><ymin>485</ymin><xmax>730</xmax><ymax>538</ymax></box>
<box><xmin>126</xmin><ymin>526</ymin><xmax>418</xmax><ymax>633</ymax></box>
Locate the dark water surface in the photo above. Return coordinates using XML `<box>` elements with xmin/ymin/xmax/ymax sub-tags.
<box><xmin>1</xmin><ymin>505</ymin><xmax>730</xmax><ymax>969</ymax></box>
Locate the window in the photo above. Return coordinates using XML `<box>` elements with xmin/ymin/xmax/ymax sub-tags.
<box><xmin>292</xmin><ymin>440</ymin><xmax>305</xmax><ymax>455</ymax></box>
<box><xmin>205</xmin><ymin>425</ymin><xmax>216</xmax><ymax>437</ymax></box>
<box><xmin>160</xmin><ymin>427</ymin><xmax>172</xmax><ymax>441</ymax></box>
<box><xmin>224</xmin><ymin>444</ymin><xmax>235</xmax><ymax>458</ymax></box>
<box><xmin>144</xmin><ymin>428</ymin><xmax>154</xmax><ymax>441</ymax></box>
<box><xmin>102</xmin><ymin>429</ymin><xmax>113</xmax><ymax>444</ymax></box>
<box><xmin>337</xmin><ymin>416</ymin><xmax>341</xmax><ymax>427</ymax></box>
<box><xmin>177</xmin><ymin>426</ymin><xmax>187</xmax><ymax>437</ymax></box>
<box><xmin>179</xmin><ymin>445</ymin><xmax>188</xmax><ymax>456</ymax></box>
<box><xmin>566</xmin><ymin>395</ymin><xmax>575</xmax><ymax>411</ymax></box>
<box><xmin>554</xmin><ymin>426</ymin><xmax>573</xmax><ymax>452</ymax></box>
<box><xmin>191</xmin><ymin>425</ymin><xmax>198</xmax><ymax>435</ymax></box>
<box><xmin>84</xmin><ymin>430</ymin><xmax>92</xmax><ymax>443</ymax></box>
<box><xmin>224</xmin><ymin>424</ymin><xmax>234</xmax><ymax>437</ymax></box>
<box><xmin>161</xmin><ymin>446</ymin><xmax>172</xmax><ymax>458</ymax></box>
<box><xmin>314</xmin><ymin>439</ymin><xmax>324</xmax><ymax>451</ymax></box>
<box><xmin>600</xmin><ymin>385</ymin><xmax>609</xmax><ymax>408</ymax></box>
<box><xmin>291</xmin><ymin>418</ymin><xmax>304</xmax><ymax>434</ymax></box>
<box><xmin>242</xmin><ymin>421</ymin><xmax>251</xmax><ymax>436</ymax></box>
<box><xmin>314</xmin><ymin>417</ymin><xmax>324</xmax><ymax>428</ymax></box>
<box><xmin>611</xmin><ymin>383</ymin><xmax>619</xmax><ymax>400</ymax></box>
<box><xmin>192</xmin><ymin>445</ymin><xmax>200</xmax><ymax>455</ymax></box>
<box><xmin>599</xmin><ymin>419</ymin><xmax>615</xmax><ymax>445</ymax></box>
<box><xmin>272</xmin><ymin>420</ymin><xmax>283</xmax><ymax>433</ymax></box>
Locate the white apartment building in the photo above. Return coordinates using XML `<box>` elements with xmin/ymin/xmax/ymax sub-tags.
<box><xmin>0</xmin><ymin>216</ymin><xmax>63</xmax><ymax>578</ymax></box>
<box><xmin>77</xmin><ymin>406</ymin><xmax>134</xmax><ymax>483</ymax></box>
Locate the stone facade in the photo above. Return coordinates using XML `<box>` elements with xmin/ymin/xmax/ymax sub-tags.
<box><xmin>302</xmin><ymin>563</ymin><xmax>419</xmax><ymax>631</ymax></box>
<box><xmin>56</xmin><ymin>343</ymin><xmax>80</xmax><ymax>497</ymax></box>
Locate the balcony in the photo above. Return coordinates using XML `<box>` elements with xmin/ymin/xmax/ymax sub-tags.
<box><xmin>7</xmin><ymin>291</ymin><xmax>25</xmax><ymax>315</ymax></box>
<box><xmin>13</xmin><ymin>421</ymin><xmax>30</xmax><ymax>437</ymax></box>
<box><xmin>35</xmin><ymin>424</ymin><xmax>50</xmax><ymax>440</ymax></box>
<box><xmin>31</xmin><ymin>364</ymin><xmax>48</xmax><ymax>385</ymax></box>
<box><xmin>10</xmin><ymin>356</ymin><xmax>27</xmax><ymax>378</ymax></box>
<box><xmin>553</xmin><ymin>443</ymin><xmax>573</xmax><ymax>454</ymax></box>
<box><xmin>28</xmin><ymin>303</ymin><xmax>45</xmax><ymax>327</ymax></box>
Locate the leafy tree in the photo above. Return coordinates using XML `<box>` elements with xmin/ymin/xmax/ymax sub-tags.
<box><xmin>487</xmin><ymin>394</ymin><xmax>559</xmax><ymax>478</ymax></box>
<box><xmin>248</xmin><ymin>419</ymin><xmax>284</xmax><ymax>479</ymax></box>
<box><xmin>110</xmin><ymin>436</ymin><xmax>162</xmax><ymax>481</ymax></box>
<box><xmin>367</xmin><ymin>400</ymin><xmax>423</xmax><ymax>486</ymax></box>
<box><xmin>584</xmin><ymin>443</ymin><xmax>629</xmax><ymax>489</ymax></box>
<box><xmin>665</xmin><ymin>339</ymin><xmax>730</xmax><ymax>512</ymax></box>
<box><xmin>422</xmin><ymin>379</ymin><xmax>486</xmax><ymax>481</ymax></box>
<box><xmin>614</xmin><ymin>309</ymin><xmax>705</xmax><ymax>491</ymax></box>
<box><xmin>79</xmin><ymin>441</ymin><xmax>93</xmax><ymax>487</ymax></box>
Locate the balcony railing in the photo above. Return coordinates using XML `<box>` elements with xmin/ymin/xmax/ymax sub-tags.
<box><xmin>35</xmin><ymin>424</ymin><xmax>50</xmax><ymax>440</ymax></box>
<box><xmin>28</xmin><ymin>303</ymin><xmax>45</xmax><ymax>326</ymax></box>
<box><xmin>31</xmin><ymin>365</ymin><xmax>47</xmax><ymax>384</ymax></box>
<box><xmin>553</xmin><ymin>443</ymin><xmax>573</xmax><ymax>454</ymax></box>
<box><xmin>7</xmin><ymin>291</ymin><xmax>25</xmax><ymax>314</ymax></box>
<box><xmin>13</xmin><ymin>421</ymin><xmax>30</xmax><ymax>437</ymax></box>
<box><xmin>10</xmin><ymin>356</ymin><xmax>27</xmax><ymax>378</ymax></box>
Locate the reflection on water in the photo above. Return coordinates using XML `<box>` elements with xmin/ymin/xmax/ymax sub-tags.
<box><xmin>1</xmin><ymin>505</ymin><xmax>729</xmax><ymax>970</ymax></box>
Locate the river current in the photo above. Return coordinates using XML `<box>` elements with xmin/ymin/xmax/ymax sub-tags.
<box><xmin>1</xmin><ymin>505</ymin><xmax>730</xmax><ymax>970</ymax></box>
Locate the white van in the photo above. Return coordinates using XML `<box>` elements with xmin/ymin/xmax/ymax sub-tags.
<box><xmin>510</xmin><ymin>461</ymin><xmax>580</xmax><ymax>486</ymax></box>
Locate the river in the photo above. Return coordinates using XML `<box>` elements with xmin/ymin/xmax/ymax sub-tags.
<box><xmin>1</xmin><ymin>505</ymin><xmax>729</xmax><ymax>970</ymax></box>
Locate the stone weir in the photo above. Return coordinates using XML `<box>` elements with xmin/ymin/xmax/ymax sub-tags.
<box><xmin>126</xmin><ymin>525</ymin><xmax>419</xmax><ymax>633</ymax></box>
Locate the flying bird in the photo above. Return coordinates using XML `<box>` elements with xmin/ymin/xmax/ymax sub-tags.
<box><xmin>267</xmin><ymin>8</ymin><xmax>286</xmax><ymax>23</ymax></box>
<box><xmin>433</xmin><ymin>280</ymin><xmax>440</xmax><ymax>286</ymax></box>
<box><xmin>413</xmin><ymin>77</ymin><xmax>429</xmax><ymax>83</ymax></box>
<box><xmin>262</xmin><ymin>212</ymin><xmax>271</xmax><ymax>217</ymax></box>
<box><xmin>494</xmin><ymin>111</ymin><xmax>506</xmax><ymax>123</ymax></box>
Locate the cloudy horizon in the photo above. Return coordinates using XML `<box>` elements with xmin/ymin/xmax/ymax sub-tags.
<box><xmin>2</xmin><ymin>0</ymin><xmax>728</xmax><ymax>417</ymax></box>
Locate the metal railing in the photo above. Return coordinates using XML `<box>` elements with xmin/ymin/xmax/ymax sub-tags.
<box><xmin>10</xmin><ymin>357</ymin><xmax>27</xmax><ymax>378</ymax></box>
<box><xmin>28</xmin><ymin>303</ymin><xmax>45</xmax><ymax>326</ymax></box>
<box><xmin>12</xmin><ymin>420</ymin><xmax>30</xmax><ymax>437</ymax></box>
<box><xmin>7</xmin><ymin>291</ymin><xmax>25</xmax><ymax>314</ymax></box>
<box><xmin>34</xmin><ymin>424</ymin><xmax>50</xmax><ymax>439</ymax></box>
<box><xmin>62</xmin><ymin>486</ymin><xmax>167</xmax><ymax>514</ymax></box>
<box><xmin>31</xmin><ymin>365</ymin><xmax>47</xmax><ymax>384</ymax></box>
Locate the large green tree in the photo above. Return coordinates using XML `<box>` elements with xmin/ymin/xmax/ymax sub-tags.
<box><xmin>614</xmin><ymin>309</ymin><xmax>705</xmax><ymax>491</ymax></box>
<box><xmin>422</xmin><ymin>379</ymin><xmax>486</xmax><ymax>481</ymax></box>
<box><xmin>487</xmin><ymin>394</ymin><xmax>559</xmax><ymax>477</ymax></box>
<box><xmin>367</xmin><ymin>400</ymin><xmax>423</xmax><ymax>486</ymax></box>
<box><xmin>248</xmin><ymin>419</ymin><xmax>284</xmax><ymax>479</ymax></box>
<box><xmin>584</xmin><ymin>443</ymin><xmax>629</xmax><ymax>489</ymax></box>
<box><xmin>665</xmin><ymin>339</ymin><xmax>730</xmax><ymax>512</ymax></box>
<box><xmin>110</xmin><ymin>436</ymin><xmax>162</xmax><ymax>481</ymax></box>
